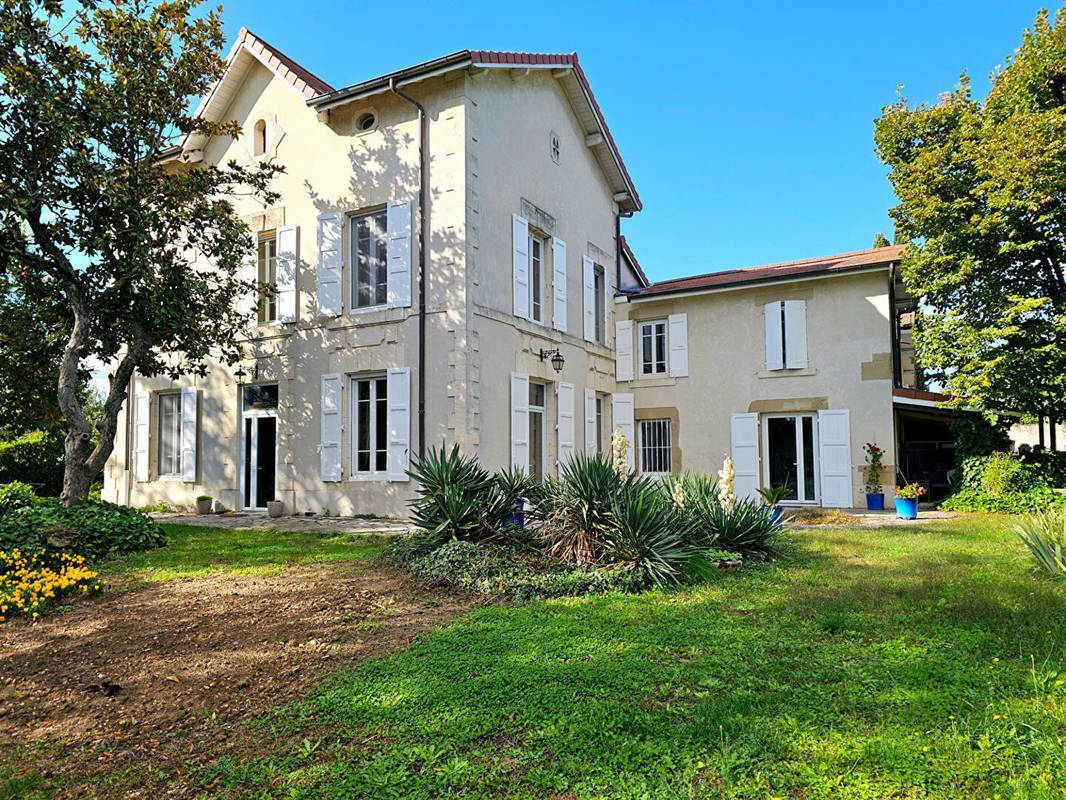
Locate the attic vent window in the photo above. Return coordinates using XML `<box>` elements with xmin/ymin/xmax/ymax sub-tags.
<box><xmin>550</xmin><ymin>131</ymin><xmax>561</xmax><ymax>164</ymax></box>
<box><xmin>253</xmin><ymin>119</ymin><xmax>267</xmax><ymax>156</ymax></box>
<box><xmin>356</xmin><ymin>112</ymin><xmax>376</xmax><ymax>131</ymax></box>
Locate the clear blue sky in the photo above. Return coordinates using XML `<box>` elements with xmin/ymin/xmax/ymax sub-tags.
<box><xmin>216</xmin><ymin>0</ymin><xmax>1061</xmax><ymax>283</ymax></box>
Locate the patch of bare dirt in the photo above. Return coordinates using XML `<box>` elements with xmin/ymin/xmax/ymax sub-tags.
<box><xmin>0</xmin><ymin>562</ymin><xmax>466</xmax><ymax>797</ymax></box>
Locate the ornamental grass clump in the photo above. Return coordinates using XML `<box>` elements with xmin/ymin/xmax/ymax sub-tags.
<box><xmin>1015</xmin><ymin>509</ymin><xmax>1066</xmax><ymax>576</ymax></box>
<box><xmin>0</xmin><ymin>549</ymin><xmax>103</xmax><ymax>622</ymax></box>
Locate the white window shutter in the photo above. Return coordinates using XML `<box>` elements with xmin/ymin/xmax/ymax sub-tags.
<box><xmin>316</xmin><ymin>212</ymin><xmax>343</xmax><ymax>317</ymax></box>
<box><xmin>556</xmin><ymin>382</ymin><xmax>575</xmax><ymax>469</ymax></box>
<box><xmin>603</xmin><ymin>266</ymin><xmax>612</xmax><ymax>347</ymax></box>
<box><xmin>240</xmin><ymin>231</ymin><xmax>258</xmax><ymax>326</ymax></box>
<box><xmin>668</xmin><ymin>313</ymin><xmax>688</xmax><ymax>377</ymax></box>
<box><xmin>276</xmin><ymin>224</ymin><xmax>298</xmax><ymax>323</ymax></box>
<box><xmin>180</xmin><ymin>387</ymin><xmax>198</xmax><ymax>483</ymax></box>
<box><xmin>584</xmin><ymin>388</ymin><xmax>597</xmax><ymax>456</ymax></box>
<box><xmin>615</xmin><ymin>320</ymin><xmax>634</xmax><ymax>381</ymax></box>
<box><xmin>512</xmin><ymin>215</ymin><xmax>529</xmax><ymax>320</ymax></box>
<box><xmin>552</xmin><ymin>237</ymin><xmax>567</xmax><ymax>332</ymax></box>
<box><xmin>764</xmin><ymin>301</ymin><xmax>784</xmax><ymax>371</ymax></box>
<box><xmin>320</xmin><ymin>373</ymin><xmax>342</xmax><ymax>481</ymax></box>
<box><xmin>387</xmin><ymin>199</ymin><xmax>412</xmax><ymax>309</ymax></box>
<box><xmin>510</xmin><ymin>372</ymin><xmax>530</xmax><ymax>471</ymax></box>
<box><xmin>583</xmin><ymin>256</ymin><xmax>596</xmax><ymax>341</ymax></box>
<box><xmin>818</xmin><ymin>409</ymin><xmax>853</xmax><ymax>508</ymax></box>
<box><xmin>611</xmin><ymin>393</ymin><xmax>635</xmax><ymax>471</ymax></box>
<box><xmin>133</xmin><ymin>391</ymin><xmax>150</xmax><ymax>483</ymax></box>
<box><xmin>386</xmin><ymin>367</ymin><xmax>411</xmax><ymax>481</ymax></box>
<box><xmin>784</xmin><ymin>299</ymin><xmax>808</xmax><ymax>369</ymax></box>
<box><xmin>730</xmin><ymin>412</ymin><xmax>760</xmax><ymax>500</ymax></box>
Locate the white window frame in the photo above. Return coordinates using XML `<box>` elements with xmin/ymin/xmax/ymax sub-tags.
<box><xmin>638</xmin><ymin>418</ymin><xmax>672</xmax><ymax>475</ymax></box>
<box><xmin>595</xmin><ymin>394</ymin><xmax>605</xmax><ymax>455</ymax></box>
<box><xmin>593</xmin><ymin>265</ymin><xmax>606</xmax><ymax>344</ymax></box>
<box><xmin>156</xmin><ymin>392</ymin><xmax>182</xmax><ymax>480</ymax></box>
<box><xmin>760</xmin><ymin>412</ymin><xmax>821</xmax><ymax>505</ymax></box>
<box><xmin>528</xmin><ymin>380</ymin><xmax>547</xmax><ymax>480</ymax></box>
<box><xmin>349</xmin><ymin>373</ymin><xmax>389</xmax><ymax>479</ymax></box>
<box><xmin>638</xmin><ymin>320</ymin><xmax>668</xmax><ymax>376</ymax></box>
<box><xmin>350</xmin><ymin>208</ymin><xmax>389</xmax><ymax>312</ymax></box>
<box><xmin>528</xmin><ymin>232</ymin><xmax>545</xmax><ymax>324</ymax></box>
<box><xmin>257</xmin><ymin>234</ymin><xmax>278</xmax><ymax>325</ymax></box>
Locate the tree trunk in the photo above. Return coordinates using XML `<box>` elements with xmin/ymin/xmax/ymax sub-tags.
<box><xmin>60</xmin><ymin>429</ymin><xmax>96</xmax><ymax>507</ymax></box>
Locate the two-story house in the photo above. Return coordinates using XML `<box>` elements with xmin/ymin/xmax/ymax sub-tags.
<box><xmin>102</xmin><ymin>30</ymin><xmax>956</xmax><ymax>515</ymax></box>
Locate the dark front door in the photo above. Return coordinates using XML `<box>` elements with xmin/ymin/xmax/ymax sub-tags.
<box><xmin>243</xmin><ymin>415</ymin><xmax>277</xmax><ymax>509</ymax></box>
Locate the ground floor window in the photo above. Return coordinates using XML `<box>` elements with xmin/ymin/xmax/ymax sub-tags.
<box><xmin>528</xmin><ymin>381</ymin><xmax>546</xmax><ymax>481</ymax></box>
<box><xmin>352</xmin><ymin>375</ymin><xmax>388</xmax><ymax>474</ymax></box>
<box><xmin>595</xmin><ymin>394</ymin><xmax>605</xmax><ymax>454</ymax></box>
<box><xmin>638</xmin><ymin>418</ymin><xmax>672</xmax><ymax>474</ymax></box>
<box><xmin>157</xmin><ymin>393</ymin><xmax>181</xmax><ymax>477</ymax></box>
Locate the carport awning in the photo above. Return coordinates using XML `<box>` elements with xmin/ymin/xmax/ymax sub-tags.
<box><xmin>892</xmin><ymin>387</ymin><xmax>955</xmax><ymax>410</ymax></box>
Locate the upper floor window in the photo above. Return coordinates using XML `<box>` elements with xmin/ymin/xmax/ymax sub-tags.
<box><xmin>351</xmin><ymin>374</ymin><xmax>388</xmax><ymax>474</ymax></box>
<box><xmin>593</xmin><ymin>265</ymin><xmax>606</xmax><ymax>343</ymax></box>
<box><xmin>253</xmin><ymin>119</ymin><xmax>267</xmax><ymax>156</ymax></box>
<box><xmin>157</xmin><ymin>392</ymin><xmax>182</xmax><ymax>478</ymax></box>
<box><xmin>639</xmin><ymin>320</ymin><xmax>667</xmax><ymax>375</ymax></box>
<box><xmin>528</xmin><ymin>233</ymin><xmax>544</xmax><ymax>323</ymax></box>
<box><xmin>258</xmin><ymin>234</ymin><xmax>277</xmax><ymax>324</ymax></box>
<box><xmin>763</xmin><ymin>300</ymin><xmax>808</xmax><ymax>370</ymax></box>
<box><xmin>352</xmin><ymin>209</ymin><xmax>388</xmax><ymax>309</ymax></box>
<box><xmin>638</xmin><ymin>418</ymin><xmax>672</xmax><ymax>474</ymax></box>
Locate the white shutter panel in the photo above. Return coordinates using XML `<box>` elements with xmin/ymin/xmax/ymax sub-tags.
<box><xmin>512</xmin><ymin>215</ymin><xmax>529</xmax><ymax>319</ymax></box>
<box><xmin>510</xmin><ymin>372</ymin><xmax>530</xmax><ymax>471</ymax></box>
<box><xmin>180</xmin><ymin>387</ymin><xmax>198</xmax><ymax>483</ymax></box>
<box><xmin>386</xmin><ymin>367</ymin><xmax>411</xmax><ymax>481</ymax></box>
<box><xmin>387</xmin><ymin>199</ymin><xmax>412</xmax><ymax>308</ymax></box>
<box><xmin>730</xmin><ymin>412</ymin><xmax>760</xmax><ymax>501</ymax></box>
<box><xmin>275</xmin><ymin>224</ymin><xmax>297</xmax><ymax>323</ymax></box>
<box><xmin>603</xmin><ymin>265</ymin><xmax>612</xmax><ymax>347</ymax></box>
<box><xmin>133</xmin><ymin>391</ymin><xmax>150</xmax><ymax>483</ymax></box>
<box><xmin>615</xmin><ymin>320</ymin><xmax>634</xmax><ymax>381</ymax></box>
<box><xmin>668</xmin><ymin>313</ymin><xmax>688</xmax><ymax>377</ymax></box>
<box><xmin>784</xmin><ymin>299</ymin><xmax>808</xmax><ymax>369</ymax></box>
<box><xmin>764</xmin><ymin>301</ymin><xmax>784</xmax><ymax>371</ymax></box>
<box><xmin>556</xmin><ymin>382</ymin><xmax>575</xmax><ymax>469</ymax></box>
<box><xmin>584</xmin><ymin>388</ymin><xmax>597</xmax><ymax>456</ymax></box>
<box><xmin>552</xmin><ymin>237</ymin><xmax>567</xmax><ymax>332</ymax></box>
<box><xmin>316</xmin><ymin>212</ymin><xmax>343</xmax><ymax>317</ymax></box>
<box><xmin>240</xmin><ymin>231</ymin><xmax>258</xmax><ymax>326</ymax></box>
<box><xmin>583</xmin><ymin>256</ymin><xmax>596</xmax><ymax>341</ymax></box>
<box><xmin>818</xmin><ymin>409</ymin><xmax>853</xmax><ymax>508</ymax></box>
<box><xmin>320</xmin><ymin>373</ymin><xmax>342</xmax><ymax>481</ymax></box>
<box><xmin>611</xmin><ymin>393</ymin><xmax>635</xmax><ymax>471</ymax></box>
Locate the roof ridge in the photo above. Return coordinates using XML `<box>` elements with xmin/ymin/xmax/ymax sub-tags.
<box><xmin>237</xmin><ymin>27</ymin><xmax>335</xmax><ymax>97</ymax></box>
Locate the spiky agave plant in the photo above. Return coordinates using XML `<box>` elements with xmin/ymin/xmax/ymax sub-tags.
<box><xmin>692</xmin><ymin>495</ymin><xmax>784</xmax><ymax>559</ymax></box>
<box><xmin>1016</xmin><ymin>509</ymin><xmax>1066</xmax><ymax>576</ymax></box>
<box><xmin>608</xmin><ymin>478</ymin><xmax>704</xmax><ymax>586</ymax></box>
<box><xmin>406</xmin><ymin>444</ymin><xmax>502</xmax><ymax>550</ymax></box>
<box><xmin>526</xmin><ymin>453</ymin><xmax>624</xmax><ymax>565</ymax></box>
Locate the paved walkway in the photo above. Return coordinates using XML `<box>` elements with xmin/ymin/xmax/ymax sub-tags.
<box><xmin>787</xmin><ymin>508</ymin><xmax>957</xmax><ymax>528</ymax></box>
<box><xmin>150</xmin><ymin>512</ymin><xmax>416</xmax><ymax>535</ymax></box>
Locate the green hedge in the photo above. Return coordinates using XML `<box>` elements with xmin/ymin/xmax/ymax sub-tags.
<box><xmin>940</xmin><ymin>487</ymin><xmax>1066</xmax><ymax>514</ymax></box>
<box><xmin>0</xmin><ymin>428</ymin><xmax>66</xmax><ymax>496</ymax></box>
<box><xmin>0</xmin><ymin>500</ymin><xmax>165</xmax><ymax>559</ymax></box>
<box><xmin>956</xmin><ymin>452</ymin><xmax>1049</xmax><ymax>494</ymax></box>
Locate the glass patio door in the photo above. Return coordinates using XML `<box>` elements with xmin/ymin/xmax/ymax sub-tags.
<box><xmin>241</xmin><ymin>385</ymin><xmax>278</xmax><ymax>510</ymax></box>
<box><xmin>763</xmin><ymin>414</ymin><xmax>818</xmax><ymax>503</ymax></box>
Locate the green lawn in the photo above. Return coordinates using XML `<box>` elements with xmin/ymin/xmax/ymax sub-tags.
<box><xmin>201</xmin><ymin>515</ymin><xmax>1066</xmax><ymax>799</ymax></box>
<box><xmin>104</xmin><ymin>523</ymin><xmax>390</xmax><ymax>581</ymax></box>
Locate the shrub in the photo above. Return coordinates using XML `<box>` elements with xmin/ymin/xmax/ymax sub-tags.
<box><xmin>0</xmin><ymin>549</ymin><xmax>103</xmax><ymax>621</ymax></box>
<box><xmin>939</xmin><ymin>487</ymin><xmax>1066</xmax><ymax>514</ymax></box>
<box><xmin>405</xmin><ymin>445</ymin><xmax>532</xmax><ymax>553</ymax></box>
<box><xmin>0</xmin><ymin>500</ymin><xmax>165</xmax><ymax>559</ymax></box>
<box><xmin>608</xmin><ymin>479</ymin><xmax>703</xmax><ymax>585</ymax></box>
<box><xmin>692</xmin><ymin>496</ymin><xmax>784</xmax><ymax>559</ymax></box>
<box><xmin>1015</xmin><ymin>510</ymin><xmax>1066</xmax><ymax>576</ymax></box>
<box><xmin>0</xmin><ymin>481</ymin><xmax>42</xmax><ymax>515</ymax></box>
<box><xmin>0</xmin><ymin>428</ymin><xmax>66</xmax><ymax>496</ymax></box>
<box><xmin>958</xmin><ymin>452</ymin><xmax>1048</xmax><ymax>494</ymax></box>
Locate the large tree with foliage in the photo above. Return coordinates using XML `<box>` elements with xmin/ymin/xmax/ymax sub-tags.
<box><xmin>874</xmin><ymin>9</ymin><xmax>1066</xmax><ymax>422</ymax></box>
<box><xmin>0</xmin><ymin>0</ymin><xmax>280</xmax><ymax>505</ymax></box>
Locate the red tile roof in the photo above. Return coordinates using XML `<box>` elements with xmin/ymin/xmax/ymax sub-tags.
<box><xmin>237</xmin><ymin>28</ymin><xmax>334</xmax><ymax>98</ymax></box>
<box><xmin>893</xmin><ymin>387</ymin><xmax>953</xmax><ymax>404</ymax></box>
<box><xmin>619</xmin><ymin>235</ymin><xmax>649</xmax><ymax>287</ymax></box>
<box><xmin>637</xmin><ymin>245</ymin><xmax>906</xmax><ymax>297</ymax></box>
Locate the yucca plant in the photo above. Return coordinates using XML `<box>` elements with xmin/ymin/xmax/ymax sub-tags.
<box><xmin>526</xmin><ymin>453</ymin><xmax>623</xmax><ymax>565</ymax></box>
<box><xmin>608</xmin><ymin>479</ymin><xmax>704</xmax><ymax>586</ymax></box>
<box><xmin>692</xmin><ymin>495</ymin><xmax>783</xmax><ymax>559</ymax></box>
<box><xmin>1016</xmin><ymin>509</ymin><xmax>1066</xmax><ymax>576</ymax></box>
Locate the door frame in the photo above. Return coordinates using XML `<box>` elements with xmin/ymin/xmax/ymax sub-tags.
<box><xmin>760</xmin><ymin>412</ymin><xmax>821</xmax><ymax>505</ymax></box>
<box><xmin>239</xmin><ymin>405</ymin><xmax>279</xmax><ymax>511</ymax></box>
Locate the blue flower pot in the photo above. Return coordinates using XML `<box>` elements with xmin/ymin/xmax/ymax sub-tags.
<box><xmin>759</xmin><ymin>506</ymin><xmax>784</xmax><ymax>528</ymax></box>
<box><xmin>505</xmin><ymin>499</ymin><xmax>525</xmax><ymax>528</ymax></box>
<box><xmin>895</xmin><ymin>497</ymin><xmax>918</xmax><ymax>520</ymax></box>
<box><xmin>865</xmin><ymin>492</ymin><xmax>885</xmax><ymax>511</ymax></box>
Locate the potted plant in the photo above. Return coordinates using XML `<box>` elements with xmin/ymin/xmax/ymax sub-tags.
<box><xmin>862</xmin><ymin>442</ymin><xmax>886</xmax><ymax>510</ymax></box>
<box><xmin>757</xmin><ymin>485</ymin><xmax>790</xmax><ymax>526</ymax></box>
<box><xmin>267</xmin><ymin>499</ymin><xmax>284</xmax><ymax>518</ymax></box>
<box><xmin>894</xmin><ymin>482</ymin><xmax>927</xmax><ymax>520</ymax></box>
<box><xmin>195</xmin><ymin>495</ymin><xmax>212</xmax><ymax>515</ymax></box>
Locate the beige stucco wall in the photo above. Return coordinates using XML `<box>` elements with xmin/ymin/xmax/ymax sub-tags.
<box><xmin>621</xmin><ymin>269</ymin><xmax>898</xmax><ymax>507</ymax></box>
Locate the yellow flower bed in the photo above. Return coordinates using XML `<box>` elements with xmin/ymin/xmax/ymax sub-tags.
<box><xmin>0</xmin><ymin>549</ymin><xmax>103</xmax><ymax>622</ymax></box>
